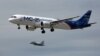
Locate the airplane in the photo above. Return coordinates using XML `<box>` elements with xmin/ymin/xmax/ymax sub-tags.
<box><xmin>8</xmin><ymin>10</ymin><xmax>96</xmax><ymax>34</ymax></box>
<box><xmin>30</xmin><ymin>41</ymin><xmax>45</xmax><ymax>46</ymax></box>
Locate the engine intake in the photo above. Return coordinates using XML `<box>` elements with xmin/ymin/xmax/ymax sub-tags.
<box><xmin>27</xmin><ymin>27</ymin><xmax>36</xmax><ymax>31</ymax></box>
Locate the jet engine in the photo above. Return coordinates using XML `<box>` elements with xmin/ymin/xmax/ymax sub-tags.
<box><xmin>26</xmin><ymin>26</ymin><xmax>36</xmax><ymax>31</ymax></box>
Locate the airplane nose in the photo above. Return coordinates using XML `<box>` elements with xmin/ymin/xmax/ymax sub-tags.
<box><xmin>8</xmin><ymin>18</ymin><xmax>12</xmax><ymax>21</ymax></box>
<box><xmin>8</xmin><ymin>18</ymin><xmax>15</xmax><ymax>23</ymax></box>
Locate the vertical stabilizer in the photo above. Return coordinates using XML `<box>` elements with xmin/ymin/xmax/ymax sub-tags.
<box><xmin>76</xmin><ymin>10</ymin><xmax>92</xmax><ymax>25</ymax></box>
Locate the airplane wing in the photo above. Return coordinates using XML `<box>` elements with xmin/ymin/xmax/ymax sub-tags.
<box><xmin>50</xmin><ymin>16</ymin><xmax>79</xmax><ymax>29</ymax></box>
<box><xmin>63</xmin><ymin>16</ymin><xmax>80</xmax><ymax>20</ymax></box>
<box><xmin>51</xmin><ymin>16</ymin><xmax>79</xmax><ymax>24</ymax></box>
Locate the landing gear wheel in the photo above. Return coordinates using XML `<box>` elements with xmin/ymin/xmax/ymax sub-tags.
<box><xmin>18</xmin><ymin>26</ymin><xmax>20</xmax><ymax>29</ymax></box>
<box><xmin>41</xmin><ymin>30</ymin><xmax>45</xmax><ymax>34</ymax></box>
<box><xmin>50</xmin><ymin>28</ymin><xmax>54</xmax><ymax>32</ymax></box>
<box><xmin>26</xmin><ymin>25</ymin><xmax>29</xmax><ymax>30</ymax></box>
<box><xmin>17</xmin><ymin>24</ymin><xmax>20</xmax><ymax>29</ymax></box>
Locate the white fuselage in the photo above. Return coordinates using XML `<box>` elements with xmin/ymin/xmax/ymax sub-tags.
<box><xmin>8</xmin><ymin>10</ymin><xmax>94</xmax><ymax>33</ymax></box>
<box><xmin>9</xmin><ymin>14</ymin><xmax>58</xmax><ymax>28</ymax></box>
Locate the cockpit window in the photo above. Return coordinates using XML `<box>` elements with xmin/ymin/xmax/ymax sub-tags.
<box><xmin>11</xmin><ymin>16</ymin><xmax>17</xmax><ymax>18</ymax></box>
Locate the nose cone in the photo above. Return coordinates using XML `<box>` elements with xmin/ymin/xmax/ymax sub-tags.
<box><xmin>8</xmin><ymin>18</ymin><xmax>15</xmax><ymax>23</ymax></box>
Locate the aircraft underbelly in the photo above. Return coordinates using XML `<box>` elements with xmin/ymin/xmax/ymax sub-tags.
<box><xmin>18</xmin><ymin>20</ymin><xmax>71</xmax><ymax>30</ymax></box>
<box><xmin>36</xmin><ymin>22</ymin><xmax>71</xmax><ymax>30</ymax></box>
<box><xmin>18</xmin><ymin>21</ymin><xmax>35</xmax><ymax>26</ymax></box>
<box><xmin>53</xmin><ymin>22</ymin><xmax>71</xmax><ymax>30</ymax></box>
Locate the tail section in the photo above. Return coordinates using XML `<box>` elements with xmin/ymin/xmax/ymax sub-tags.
<box><xmin>64</xmin><ymin>10</ymin><xmax>95</xmax><ymax>29</ymax></box>
<box><xmin>76</xmin><ymin>10</ymin><xmax>92</xmax><ymax>25</ymax></box>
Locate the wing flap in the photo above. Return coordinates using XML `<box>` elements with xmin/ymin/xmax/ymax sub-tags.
<box><xmin>53</xmin><ymin>22</ymin><xmax>71</xmax><ymax>29</ymax></box>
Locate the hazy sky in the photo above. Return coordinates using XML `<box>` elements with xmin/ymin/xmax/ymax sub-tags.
<box><xmin>0</xmin><ymin>0</ymin><xmax>100</xmax><ymax>56</ymax></box>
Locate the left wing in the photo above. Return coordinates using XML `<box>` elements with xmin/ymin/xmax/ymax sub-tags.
<box><xmin>50</xmin><ymin>16</ymin><xmax>79</xmax><ymax>29</ymax></box>
<box><xmin>51</xmin><ymin>16</ymin><xmax>79</xmax><ymax>24</ymax></box>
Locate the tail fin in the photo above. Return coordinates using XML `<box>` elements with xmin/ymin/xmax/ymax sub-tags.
<box><xmin>76</xmin><ymin>10</ymin><xmax>92</xmax><ymax>25</ymax></box>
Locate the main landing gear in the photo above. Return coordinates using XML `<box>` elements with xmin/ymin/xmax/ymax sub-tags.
<box><xmin>50</xmin><ymin>23</ymin><xmax>54</xmax><ymax>32</ymax></box>
<box><xmin>41</xmin><ymin>22</ymin><xmax>45</xmax><ymax>34</ymax></box>
<box><xmin>26</xmin><ymin>25</ymin><xmax>29</xmax><ymax>30</ymax></box>
<box><xmin>17</xmin><ymin>24</ymin><xmax>20</xmax><ymax>29</ymax></box>
<box><xmin>41</xmin><ymin>22</ymin><xmax>55</xmax><ymax>34</ymax></box>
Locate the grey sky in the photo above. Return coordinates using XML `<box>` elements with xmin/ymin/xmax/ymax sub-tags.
<box><xmin>0</xmin><ymin>0</ymin><xmax>100</xmax><ymax>56</ymax></box>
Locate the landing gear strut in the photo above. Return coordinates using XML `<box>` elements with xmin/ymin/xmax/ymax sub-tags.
<box><xmin>26</xmin><ymin>25</ymin><xmax>29</xmax><ymax>30</ymax></box>
<box><xmin>17</xmin><ymin>24</ymin><xmax>20</xmax><ymax>29</ymax></box>
<box><xmin>50</xmin><ymin>23</ymin><xmax>54</xmax><ymax>32</ymax></box>
<box><xmin>41</xmin><ymin>22</ymin><xmax>45</xmax><ymax>34</ymax></box>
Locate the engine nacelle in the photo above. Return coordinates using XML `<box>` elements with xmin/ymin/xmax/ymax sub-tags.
<box><xmin>27</xmin><ymin>27</ymin><xmax>36</xmax><ymax>31</ymax></box>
